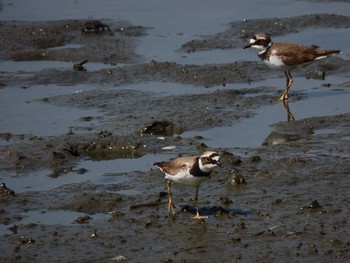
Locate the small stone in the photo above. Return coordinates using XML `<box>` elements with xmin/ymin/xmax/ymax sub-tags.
<box><xmin>227</xmin><ymin>169</ymin><xmax>246</xmax><ymax>186</ymax></box>
<box><xmin>90</xmin><ymin>230</ymin><xmax>99</xmax><ymax>239</ymax></box>
<box><xmin>305</xmin><ymin>70</ymin><xmax>325</xmax><ymax>80</ymax></box>
<box><xmin>162</xmin><ymin>145</ymin><xmax>176</xmax><ymax>150</ymax></box>
<box><xmin>112</xmin><ymin>255</ymin><xmax>127</xmax><ymax>262</ymax></box>
<box><xmin>220</xmin><ymin>196</ymin><xmax>233</xmax><ymax>205</ymax></box>
<box><xmin>75</xmin><ymin>215</ymin><xmax>92</xmax><ymax>224</ymax></box>
<box><xmin>220</xmin><ymin>150</ymin><xmax>241</xmax><ymax>165</ymax></box>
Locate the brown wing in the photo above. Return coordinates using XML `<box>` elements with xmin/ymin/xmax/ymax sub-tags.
<box><xmin>274</xmin><ymin>42</ymin><xmax>340</xmax><ymax>66</ymax></box>
<box><xmin>153</xmin><ymin>156</ymin><xmax>196</xmax><ymax>175</ymax></box>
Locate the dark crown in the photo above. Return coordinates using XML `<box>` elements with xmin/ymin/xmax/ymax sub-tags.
<box><xmin>252</xmin><ymin>33</ymin><xmax>272</xmax><ymax>47</ymax></box>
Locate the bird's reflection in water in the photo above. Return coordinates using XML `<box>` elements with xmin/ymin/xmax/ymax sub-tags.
<box><xmin>281</xmin><ymin>99</ymin><xmax>295</xmax><ymax>121</ymax></box>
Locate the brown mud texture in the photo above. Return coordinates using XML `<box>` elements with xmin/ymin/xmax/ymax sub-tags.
<box><xmin>1</xmin><ymin>14</ymin><xmax>350</xmax><ymax>262</ymax></box>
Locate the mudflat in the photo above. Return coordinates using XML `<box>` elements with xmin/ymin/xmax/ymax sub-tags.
<box><xmin>1</xmin><ymin>11</ymin><xmax>350</xmax><ymax>263</ymax></box>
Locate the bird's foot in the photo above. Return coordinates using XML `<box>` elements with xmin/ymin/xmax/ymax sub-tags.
<box><xmin>168</xmin><ymin>202</ymin><xmax>176</xmax><ymax>216</ymax></box>
<box><xmin>192</xmin><ymin>212</ymin><xmax>208</xmax><ymax>220</ymax></box>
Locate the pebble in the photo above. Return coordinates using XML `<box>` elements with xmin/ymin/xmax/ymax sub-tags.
<box><xmin>112</xmin><ymin>255</ymin><xmax>127</xmax><ymax>262</ymax></box>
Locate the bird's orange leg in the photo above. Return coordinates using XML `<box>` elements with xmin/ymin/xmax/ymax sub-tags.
<box><xmin>279</xmin><ymin>70</ymin><xmax>293</xmax><ymax>101</ymax></box>
<box><xmin>282</xmin><ymin>99</ymin><xmax>295</xmax><ymax>121</ymax></box>
<box><xmin>167</xmin><ymin>181</ymin><xmax>176</xmax><ymax>215</ymax></box>
<box><xmin>192</xmin><ymin>187</ymin><xmax>208</xmax><ymax>220</ymax></box>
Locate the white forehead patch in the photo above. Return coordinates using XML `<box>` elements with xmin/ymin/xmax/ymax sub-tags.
<box><xmin>249</xmin><ymin>38</ymin><xmax>256</xmax><ymax>44</ymax></box>
<box><xmin>211</xmin><ymin>155</ymin><xmax>220</xmax><ymax>162</ymax></box>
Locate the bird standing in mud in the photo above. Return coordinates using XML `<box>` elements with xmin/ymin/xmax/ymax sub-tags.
<box><xmin>244</xmin><ymin>33</ymin><xmax>341</xmax><ymax>101</ymax></box>
<box><xmin>153</xmin><ymin>151</ymin><xmax>222</xmax><ymax>220</ymax></box>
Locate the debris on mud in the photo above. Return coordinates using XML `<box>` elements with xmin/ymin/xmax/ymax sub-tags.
<box><xmin>81</xmin><ymin>20</ymin><xmax>112</xmax><ymax>34</ymax></box>
<box><xmin>0</xmin><ymin>183</ymin><xmax>15</xmax><ymax>196</ymax></box>
<box><xmin>300</xmin><ymin>200</ymin><xmax>322</xmax><ymax>210</ymax></box>
<box><xmin>73</xmin><ymin>59</ymin><xmax>88</xmax><ymax>71</ymax></box>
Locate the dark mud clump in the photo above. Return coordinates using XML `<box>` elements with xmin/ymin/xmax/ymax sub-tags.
<box><xmin>140</xmin><ymin>120</ymin><xmax>182</xmax><ymax>136</ymax></box>
<box><xmin>0</xmin><ymin>132</ymin><xmax>146</xmax><ymax>173</ymax></box>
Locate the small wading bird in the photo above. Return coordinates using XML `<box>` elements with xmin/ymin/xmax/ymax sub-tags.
<box><xmin>244</xmin><ymin>33</ymin><xmax>341</xmax><ymax>101</ymax></box>
<box><xmin>153</xmin><ymin>151</ymin><xmax>222</xmax><ymax>220</ymax></box>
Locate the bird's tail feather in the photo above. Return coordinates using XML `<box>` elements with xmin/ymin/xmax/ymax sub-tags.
<box><xmin>315</xmin><ymin>49</ymin><xmax>341</xmax><ymax>60</ymax></box>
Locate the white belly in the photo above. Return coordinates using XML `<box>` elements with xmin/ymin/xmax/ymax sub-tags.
<box><xmin>264</xmin><ymin>54</ymin><xmax>290</xmax><ymax>70</ymax></box>
<box><xmin>165</xmin><ymin>171</ymin><xmax>208</xmax><ymax>187</ymax></box>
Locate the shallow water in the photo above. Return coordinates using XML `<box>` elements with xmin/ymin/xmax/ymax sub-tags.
<box><xmin>0</xmin><ymin>152</ymin><xmax>177</xmax><ymax>194</ymax></box>
<box><xmin>2</xmin><ymin>0</ymin><xmax>350</xmax><ymax>31</ymax></box>
<box><xmin>182</xmin><ymin>75</ymin><xmax>350</xmax><ymax>148</ymax></box>
<box><xmin>0</xmin><ymin>84</ymin><xmax>102</xmax><ymax>136</ymax></box>
<box><xmin>0</xmin><ymin>168</ymin><xmax>128</xmax><ymax>193</ymax></box>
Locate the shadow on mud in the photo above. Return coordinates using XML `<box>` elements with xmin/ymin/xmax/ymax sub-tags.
<box><xmin>181</xmin><ymin>205</ymin><xmax>252</xmax><ymax>217</ymax></box>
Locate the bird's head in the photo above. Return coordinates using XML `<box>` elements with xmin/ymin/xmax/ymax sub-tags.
<box><xmin>199</xmin><ymin>151</ymin><xmax>222</xmax><ymax>172</ymax></box>
<box><xmin>244</xmin><ymin>33</ymin><xmax>272</xmax><ymax>50</ymax></box>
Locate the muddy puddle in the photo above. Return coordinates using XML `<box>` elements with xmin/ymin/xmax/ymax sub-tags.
<box><xmin>1</xmin><ymin>0</ymin><xmax>350</xmax><ymax>262</ymax></box>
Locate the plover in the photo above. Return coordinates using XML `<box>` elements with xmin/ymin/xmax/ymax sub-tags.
<box><xmin>153</xmin><ymin>151</ymin><xmax>222</xmax><ymax>220</ymax></box>
<box><xmin>244</xmin><ymin>33</ymin><xmax>341</xmax><ymax>101</ymax></box>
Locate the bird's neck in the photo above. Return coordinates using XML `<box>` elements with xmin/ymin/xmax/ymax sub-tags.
<box><xmin>190</xmin><ymin>158</ymin><xmax>212</xmax><ymax>177</ymax></box>
<box><xmin>258</xmin><ymin>42</ymin><xmax>273</xmax><ymax>60</ymax></box>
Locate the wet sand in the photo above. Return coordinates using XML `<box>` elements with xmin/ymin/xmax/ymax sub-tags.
<box><xmin>1</xmin><ymin>5</ymin><xmax>350</xmax><ymax>263</ymax></box>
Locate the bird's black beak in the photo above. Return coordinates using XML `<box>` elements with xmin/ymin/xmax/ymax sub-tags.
<box><xmin>216</xmin><ymin>160</ymin><xmax>223</xmax><ymax>168</ymax></box>
<box><xmin>243</xmin><ymin>43</ymin><xmax>253</xmax><ymax>49</ymax></box>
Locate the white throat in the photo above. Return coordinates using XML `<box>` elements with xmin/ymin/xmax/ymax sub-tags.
<box><xmin>252</xmin><ymin>44</ymin><xmax>266</xmax><ymax>50</ymax></box>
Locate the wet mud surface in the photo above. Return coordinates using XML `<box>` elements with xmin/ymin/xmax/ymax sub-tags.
<box><xmin>1</xmin><ymin>13</ymin><xmax>350</xmax><ymax>262</ymax></box>
<box><xmin>0</xmin><ymin>19</ymin><xmax>146</xmax><ymax>63</ymax></box>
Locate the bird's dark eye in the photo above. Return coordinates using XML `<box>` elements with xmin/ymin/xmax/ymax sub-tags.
<box><xmin>202</xmin><ymin>156</ymin><xmax>213</xmax><ymax>164</ymax></box>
